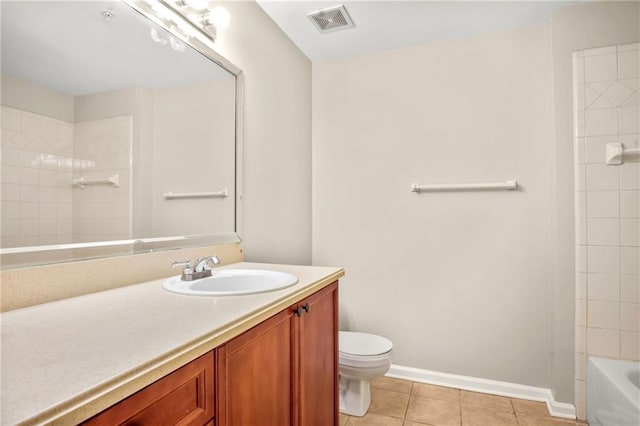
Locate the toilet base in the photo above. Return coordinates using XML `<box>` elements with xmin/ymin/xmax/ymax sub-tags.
<box><xmin>339</xmin><ymin>376</ymin><xmax>371</xmax><ymax>417</ymax></box>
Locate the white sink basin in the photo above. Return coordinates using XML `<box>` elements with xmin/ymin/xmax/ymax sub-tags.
<box><xmin>162</xmin><ymin>269</ymin><xmax>299</xmax><ymax>296</ymax></box>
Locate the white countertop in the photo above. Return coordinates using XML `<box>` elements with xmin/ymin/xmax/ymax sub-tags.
<box><xmin>1</xmin><ymin>262</ymin><xmax>344</xmax><ymax>425</ymax></box>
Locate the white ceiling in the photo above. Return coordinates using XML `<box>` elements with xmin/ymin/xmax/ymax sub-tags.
<box><xmin>256</xmin><ymin>1</ymin><xmax>579</xmax><ymax>62</ymax></box>
<box><xmin>1</xmin><ymin>1</ymin><xmax>231</xmax><ymax>96</ymax></box>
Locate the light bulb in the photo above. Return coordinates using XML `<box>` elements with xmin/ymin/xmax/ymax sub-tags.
<box><xmin>205</xmin><ymin>6</ymin><xmax>230</xmax><ymax>29</ymax></box>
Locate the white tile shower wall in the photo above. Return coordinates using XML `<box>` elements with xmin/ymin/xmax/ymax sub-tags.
<box><xmin>1</xmin><ymin>108</ymin><xmax>133</xmax><ymax>257</ymax></box>
<box><xmin>573</xmin><ymin>43</ymin><xmax>640</xmax><ymax>417</ymax></box>
<box><xmin>72</xmin><ymin>116</ymin><xmax>132</xmax><ymax>242</ymax></box>
<box><xmin>1</xmin><ymin>106</ymin><xmax>74</xmax><ymax>248</ymax></box>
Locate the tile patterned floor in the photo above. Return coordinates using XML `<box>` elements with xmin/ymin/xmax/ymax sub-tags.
<box><xmin>339</xmin><ymin>377</ymin><xmax>588</xmax><ymax>426</ymax></box>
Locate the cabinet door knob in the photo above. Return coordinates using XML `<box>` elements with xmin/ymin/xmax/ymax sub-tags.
<box><xmin>302</xmin><ymin>303</ymin><xmax>310</xmax><ymax>313</ymax></box>
<box><xmin>294</xmin><ymin>306</ymin><xmax>304</xmax><ymax>317</ymax></box>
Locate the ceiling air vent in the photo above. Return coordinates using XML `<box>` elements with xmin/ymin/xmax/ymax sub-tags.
<box><xmin>307</xmin><ymin>5</ymin><xmax>355</xmax><ymax>33</ymax></box>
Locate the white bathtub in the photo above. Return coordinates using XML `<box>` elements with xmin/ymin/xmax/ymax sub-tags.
<box><xmin>588</xmin><ymin>357</ymin><xmax>640</xmax><ymax>426</ymax></box>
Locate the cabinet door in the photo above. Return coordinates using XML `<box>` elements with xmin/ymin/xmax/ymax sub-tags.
<box><xmin>296</xmin><ymin>282</ymin><xmax>338</xmax><ymax>426</ymax></box>
<box><xmin>84</xmin><ymin>351</ymin><xmax>214</xmax><ymax>426</ymax></box>
<box><xmin>216</xmin><ymin>309</ymin><xmax>294</xmax><ymax>426</ymax></box>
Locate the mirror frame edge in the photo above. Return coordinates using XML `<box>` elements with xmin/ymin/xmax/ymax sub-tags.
<box><xmin>0</xmin><ymin>0</ymin><xmax>244</xmax><ymax>269</ymax></box>
<box><xmin>126</xmin><ymin>0</ymin><xmax>245</xmax><ymax>242</ymax></box>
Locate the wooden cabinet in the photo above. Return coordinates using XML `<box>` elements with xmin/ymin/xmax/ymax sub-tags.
<box><xmin>217</xmin><ymin>282</ymin><xmax>339</xmax><ymax>426</ymax></box>
<box><xmin>83</xmin><ymin>282</ymin><xmax>338</xmax><ymax>426</ymax></box>
<box><xmin>84</xmin><ymin>351</ymin><xmax>214</xmax><ymax>426</ymax></box>
<box><xmin>216</xmin><ymin>307</ymin><xmax>294</xmax><ymax>425</ymax></box>
<box><xmin>295</xmin><ymin>283</ymin><xmax>339</xmax><ymax>426</ymax></box>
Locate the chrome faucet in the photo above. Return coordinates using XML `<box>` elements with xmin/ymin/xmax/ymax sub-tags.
<box><xmin>172</xmin><ymin>255</ymin><xmax>221</xmax><ymax>281</ymax></box>
<box><xmin>194</xmin><ymin>255</ymin><xmax>221</xmax><ymax>272</ymax></box>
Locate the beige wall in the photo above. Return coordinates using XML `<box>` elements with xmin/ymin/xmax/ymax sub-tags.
<box><xmin>1</xmin><ymin>73</ymin><xmax>74</xmax><ymax>122</ymax></box>
<box><xmin>313</xmin><ymin>24</ymin><xmax>556</xmax><ymax>392</ymax></box>
<box><xmin>548</xmin><ymin>1</ymin><xmax>640</xmax><ymax>408</ymax></box>
<box><xmin>74</xmin><ymin>80</ymin><xmax>237</xmax><ymax>240</ymax></box>
<box><xmin>312</xmin><ymin>1</ymin><xmax>639</xmax><ymax>408</ymax></box>
<box><xmin>213</xmin><ymin>1</ymin><xmax>312</xmax><ymax>265</ymax></box>
<box><xmin>152</xmin><ymin>79</ymin><xmax>235</xmax><ymax>237</ymax></box>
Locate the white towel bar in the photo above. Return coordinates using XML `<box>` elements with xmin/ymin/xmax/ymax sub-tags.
<box><xmin>72</xmin><ymin>174</ymin><xmax>119</xmax><ymax>189</ymax></box>
<box><xmin>164</xmin><ymin>190</ymin><xmax>229</xmax><ymax>200</ymax></box>
<box><xmin>606</xmin><ymin>142</ymin><xmax>640</xmax><ymax>165</ymax></box>
<box><xmin>411</xmin><ymin>180</ymin><xmax>518</xmax><ymax>192</ymax></box>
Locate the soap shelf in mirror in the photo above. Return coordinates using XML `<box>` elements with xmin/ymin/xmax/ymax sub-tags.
<box><xmin>164</xmin><ymin>190</ymin><xmax>229</xmax><ymax>200</ymax></box>
<box><xmin>72</xmin><ymin>174</ymin><xmax>120</xmax><ymax>190</ymax></box>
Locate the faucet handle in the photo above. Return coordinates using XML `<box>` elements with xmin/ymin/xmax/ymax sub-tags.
<box><xmin>172</xmin><ymin>259</ymin><xmax>193</xmax><ymax>272</ymax></box>
<box><xmin>173</xmin><ymin>260</ymin><xmax>195</xmax><ymax>281</ymax></box>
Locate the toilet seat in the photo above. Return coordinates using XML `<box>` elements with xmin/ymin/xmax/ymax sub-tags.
<box><xmin>339</xmin><ymin>331</ymin><xmax>392</xmax><ymax>369</ymax></box>
<box><xmin>339</xmin><ymin>351</ymin><xmax>391</xmax><ymax>369</ymax></box>
<box><xmin>339</xmin><ymin>331</ymin><xmax>393</xmax><ymax>357</ymax></box>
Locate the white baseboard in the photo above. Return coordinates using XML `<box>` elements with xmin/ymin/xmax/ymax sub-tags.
<box><xmin>387</xmin><ymin>364</ymin><xmax>576</xmax><ymax>420</ymax></box>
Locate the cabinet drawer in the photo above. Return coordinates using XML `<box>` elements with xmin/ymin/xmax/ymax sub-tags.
<box><xmin>84</xmin><ymin>351</ymin><xmax>214</xmax><ymax>426</ymax></box>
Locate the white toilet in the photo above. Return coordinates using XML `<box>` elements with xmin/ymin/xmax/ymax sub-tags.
<box><xmin>338</xmin><ymin>331</ymin><xmax>393</xmax><ymax>417</ymax></box>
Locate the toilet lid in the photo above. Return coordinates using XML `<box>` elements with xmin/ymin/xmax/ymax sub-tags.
<box><xmin>339</xmin><ymin>331</ymin><xmax>393</xmax><ymax>356</ymax></box>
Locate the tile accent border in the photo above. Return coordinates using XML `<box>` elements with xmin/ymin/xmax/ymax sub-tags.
<box><xmin>387</xmin><ymin>364</ymin><xmax>577</xmax><ymax>420</ymax></box>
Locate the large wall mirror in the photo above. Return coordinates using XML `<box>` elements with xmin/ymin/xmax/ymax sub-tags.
<box><xmin>0</xmin><ymin>0</ymin><xmax>242</xmax><ymax>269</ymax></box>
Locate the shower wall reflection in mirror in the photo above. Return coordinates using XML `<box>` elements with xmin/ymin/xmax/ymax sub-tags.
<box><xmin>1</xmin><ymin>1</ymin><xmax>240</xmax><ymax>268</ymax></box>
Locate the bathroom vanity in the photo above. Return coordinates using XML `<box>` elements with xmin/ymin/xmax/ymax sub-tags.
<box><xmin>1</xmin><ymin>263</ymin><xmax>343</xmax><ymax>425</ymax></box>
<box><xmin>0</xmin><ymin>1</ymin><xmax>343</xmax><ymax>424</ymax></box>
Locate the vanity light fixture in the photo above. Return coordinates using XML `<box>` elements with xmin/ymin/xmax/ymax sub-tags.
<box><xmin>204</xmin><ymin>6</ymin><xmax>230</xmax><ymax>29</ymax></box>
<box><xmin>166</xmin><ymin>0</ymin><xmax>230</xmax><ymax>41</ymax></box>
<box><xmin>150</xmin><ymin>3</ymin><xmax>173</xmax><ymax>20</ymax></box>
<box><xmin>184</xmin><ymin>0</ymin><xmax>209</xmax><ymax>10</ymax></box>
<box><xmin>136</xmin><ymin>0</ymin><xmax>229</xmax><ymax>44</ymax></box>
<box><xmin>192</xmin><ymin>6</ymin><xmax>229</xmax><ymax>39</ymax></box>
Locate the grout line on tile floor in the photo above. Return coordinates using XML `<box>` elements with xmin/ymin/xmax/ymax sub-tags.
<box><xmin>511</xmin><ymin>398</ymin><xmax>518</xmax><ymax>424</ymax></box>
<box><xmin>402</xmin><ymin>392</ymin><xmax>410</xmax><ymax>421</ymax></box>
